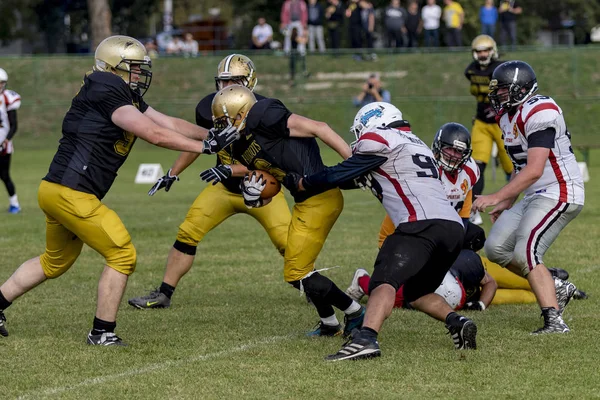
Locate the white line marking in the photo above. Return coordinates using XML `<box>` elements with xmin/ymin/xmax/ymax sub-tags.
<box><xmin>17</xmin><ymin>334</ymin><xmax>293</xmax><ymax>399</ymax></box>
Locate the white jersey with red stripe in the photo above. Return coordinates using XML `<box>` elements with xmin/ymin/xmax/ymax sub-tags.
<box><xmin>0</xmin><ymin>89</ymin><xmax>22</xmax><ymax>154</ymax></box>
<box><xmin>498</xmin><ymin>94</ymin><xmax>584</xmax><ymax>205</ymax></box>
<box><xmin>439</xmin><ymin>157</ymin><xmax>479</xmax><ymax>214</ymax></box>
<box><xmin>353</xmin><ymin>126</ymin><xmax>462</xmax><ymax>226</ymax></box>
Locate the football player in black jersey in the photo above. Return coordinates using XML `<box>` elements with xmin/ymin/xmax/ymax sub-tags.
<box><xmin>201</xmin><ymin>85</ymin><xmax>366</xmax><ymax>338</ymax></box>
<box><xmin>128</xmin><ymin>54</ymin><xmax>292</xmax><ymax>310</ymax></box>
<box><xmin>0</xmin><ymin>36</ymin><xmax>237</xmax><ymax>344</ymax></box>
<box><xmin>465</xmin><ymin>35</ymin><xmax>513</xmax><ymax>225</ymax></box>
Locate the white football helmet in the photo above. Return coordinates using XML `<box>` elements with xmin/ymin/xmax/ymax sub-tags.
<box><xmin>350</xmin><ymin>102</ymin><xmax>403</xmax><ymax>141</ymax></box>
<box><xmin>434</xmin><ymin>272</ymin><xmax>465</xmax><ymax>310</ymax></box>
<box><xmin>0</xmin><ymin>68</ymin><xmax>7</xmax><ymax>93</ymax></box>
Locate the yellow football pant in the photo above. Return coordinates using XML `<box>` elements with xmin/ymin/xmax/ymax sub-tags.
<box><xmin>482</xmin><ymin>256</ymin><xmax>537</xmax><ymax>304</ymax></box>
<box><xmin>37</xmin><ymin>180</ymin><xmax>136</xmax><ymax>278</ymax></box>
<box><xmin>176</xmin><ymin>182</ymin><xmax>290</xmax><ymax>255</ymax></box>
<box><xmin>284</xmin><ymin>188</ymin><xmax>344</xmax><ymax>282</ymax></box>
<box><xmin>472</xmin><ymin>119</ymin><xmax>514</xmax><ymax>175</ymax></box>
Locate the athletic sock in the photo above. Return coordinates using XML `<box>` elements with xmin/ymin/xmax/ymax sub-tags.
<box><xmin>343</xmin><ymin>300</ymin><xmax>361</xmax><ymax>315</ymax></box>
<box><xmin>0</xmin><ymin>290</ymin><xmax>12</xmax><ymax>310</ymax></box>
<box><xmin>9</xmin><ymin>194</ymin><xmax>19</xmax><ymax>207</ymax></box>
<box><xmin>91</xmin><ymin>317</ymin><xmax>116</xmax><ymax>335</ymax></box>
<box><xmin>445</xmin><ymin>312</ymin><xmax>466</xmax><ymax>328</ymax></box>
<box><xmin>159</xmin><ymin>282</ymin><xmax>176</xmax><ymax>299</ymax></box>
<box><xmin>321</xmin><ymin>314</ymin><xmax>340</xmax><ymax>326</ymax></box>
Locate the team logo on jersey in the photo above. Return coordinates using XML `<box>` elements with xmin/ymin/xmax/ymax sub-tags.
<box><xmin>360</xmin><ymin>107</ymin><xmax>383</xmax><ymax>127</ymax></box>
<box><xmin>461</xmin><ymin>179</ymin><xmax>469</xmax><ymax>195</ymax></box>
<box><xmin>512</xmin><ymin>124</ymin><xmax>519</xmax><ymax>138</ymax></box>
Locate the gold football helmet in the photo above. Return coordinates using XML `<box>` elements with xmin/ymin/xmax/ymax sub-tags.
<box><xmin>94</xmin><ymin>35</ymin><xmax>152</xmax><ymax>95</ymax></box>
<box><xmin>215</xmin><ymin>54</ymin><xmax>258</xmax><ymax>91</ymax></box>
<box><xmin>471</xmin><ymin>34</ymin><xmax>498</xmax><ymax>67</ymax></box>
<box><xmin>211</xmin><ymin>85</ymin><xmax>257</xmax><ymax>132</ymax></box>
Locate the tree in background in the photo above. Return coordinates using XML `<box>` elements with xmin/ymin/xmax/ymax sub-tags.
<box><xmin>87</xmin><ymin>0</ymin><xmax>112</xmax><ymax>49</ymax></box>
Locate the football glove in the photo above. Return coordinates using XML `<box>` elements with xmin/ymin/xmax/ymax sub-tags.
<box><xmin>241</xmin><ymin>171</ymin><xmax>266</xmax><ymax>208</ymax></box>
<box><xmin>283</xmin><ymin>171</ymin><xmax>304</xmax><ymax>196</ymax></box>
<box><xmin>359</xmin><ymin>173</ymin><xmax>383</xmax><ymax>202</ymax></box>
<box><xmin>202</xmin><ymin>125</ymin><xmax>240</xmax><ymax>155</ymax></box>
<box><xmin>148</xmin><ymin>169</ymin><xmax>179</xmax><ymax>196</ymax></box>
<box><xmin>200</xmin><ymin>165</ymin><xmax>233</xmax><ymax>185</ymax></box>
<box><xmin>463</xmin><ymin>301</ymin><xmax>486</xmax><ymax>311</ymax></box>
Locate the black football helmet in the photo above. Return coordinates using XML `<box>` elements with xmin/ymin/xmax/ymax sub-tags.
<box><xmin>432</xmin><ymin>122</ymin><xmax>472</xmax><ymax>173</ymax></box>
<box><xmin>489</xmin><ymin>60</ymin><xmax>538</xmax><ymax>114</ymax></box>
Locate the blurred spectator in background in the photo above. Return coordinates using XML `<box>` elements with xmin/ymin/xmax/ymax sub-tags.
<box><xmin>384</xmin><ymin>0</ymin><xmax>407</xmax><ymax>48</ymax></box>
<box><xmin>422</xmin><ymin>0</ymin><xmax>442</xmax><ymax>47</ymax></box>
<box><xmin>325</xmin><ymin>0</ymin><xmax>345</xmax><ymax>51</ymax></box>
<box><xmin>498</xmin><ymin>0</ymin><xmax>521</xmax><ymax>49</ymax></box>
<box><xmin>0</xmin><ymin>68</ymin><xmax>21</xmax><ymax>214</ymax></box>
<box><xmin>405</xmin><ymin>1</ymin><xmax>423</xmax><ymax>47</ymax></box>
<box><xmin>480</xmin><ymin>0</ymin><xmax>498</xmax><ymax>37</ymax></box>
<box><xmin>307</xmin><ymin>0</ymin><xmax>326</xmax><ymax>52</ymax></box>
<box><xmin>252</xmin><ymin>17</ymin><xmax>274</xmax><ymax>49</ymax></box>
<box><xmin>361</xmin><ymin>0</ymin><xmax>376</xmax><ymax>58</ymax></box>
<box><xmin>144</xmin><ymin>39</ymin><xmax>159</xmax><ymax>58</ymax></box>
<box><xmin>443</xmin><ymin>0</ymin><xmax>464</xmax><ymax>47</ymax></box>
<box><xmin>353</xmin><ymin>73</ymin><xmax>391</xmax><ymax>107</ymax></box>
<box><xmin>281</xmin><ymin>0</ymin><xmax>308</xmax><ymax>55</ymax></box>
<box><xmin>347</xmin><ymin>0</ymin><xmax>363</xmax><ymax>59</ymax></box>
<box><xmin>166</xmin><ymin>36</ymin><xmax>183</xmax><ymax>55</ymax></box>
<box><xmin>289</xmin><ymin>27</ymin><xmax>310</xmax><ymax>86</ymax></box>
<box><xmin>181</xmin><ymin>33</ymin><xmax>199</xmax><ymax>58</ymax></box>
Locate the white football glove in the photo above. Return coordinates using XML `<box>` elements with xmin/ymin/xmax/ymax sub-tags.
<box><xmin>241</xmin><ymin>171</ymin><xmax>266</xmax><ymax>208</ymax></box>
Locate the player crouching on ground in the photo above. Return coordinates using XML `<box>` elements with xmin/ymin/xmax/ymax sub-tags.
<box><xmin>473</xmin><ymin>61</ymin><xmax>585</xmax><ymax>334</ymax></box>
<box><xmin>286</xmin><ymin>103</ymin><xmax>477</xmax><ymax>361</ymax></box>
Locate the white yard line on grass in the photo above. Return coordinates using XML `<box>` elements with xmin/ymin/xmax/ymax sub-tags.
<box><xmin>17</xmin><ymin>334</ymin><xmax>293</xmax><ymax>399</ymax></box>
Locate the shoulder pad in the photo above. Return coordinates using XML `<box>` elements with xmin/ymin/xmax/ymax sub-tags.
<box><xmin>520</xmin><ymin>96</ymin><xmax>561</xmax><ymax>137</ymax></box>
<box><xmin>353</xmin><ymin>131</ymin><xmax>391</xmax><ymax>155</ymax></box>
<box><xmin>3</xmin><ymin>90</ymin><xmax>21</xmax><ymax>110</ymax></box>
<box><xmin>462</xmin><ymin>157</ymin><xmax>480</xmax><ymax>187</ymax></box>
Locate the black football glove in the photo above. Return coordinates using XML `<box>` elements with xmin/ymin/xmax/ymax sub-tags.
<box><xmin>283</xmin><ymin>171</ymin><xmax>305</xmax><ymax>196</ymax></box>
<box><xmin>202</xmin><ymin>125</ymin><xmax>240</xmax><ymax>155</ymax></box>
<box><xmin>241</xmin><ymin>171</ymin><xmax>266</xmax><ymax>208</ymax></box>
<box><xmin>462</xmin><ymin>301</ymin><xmax>486</xmax><ymax>311</ymax></box>
<box><xmin>200</xmin><ymin>165</ymin><xmax>233</xmax><ymax>185</ymax></box>
<box><xmin>148</xmin><ymin>169</ymin><xmax>179</xmax><ymax>196</ymax></box>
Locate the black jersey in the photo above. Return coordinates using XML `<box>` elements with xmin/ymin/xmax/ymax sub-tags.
<box><xmin>450</xmin><ymin>250</ymin><xmax>485</xmax><ymax>303</ymax></box>
<box><xmin>195</xmin><ymin>91</ymin><xmax>267</xmax><ymax>194</ymax></box>
<box><xmin>233</xmin><ymin>98</ymin><xmax>326</xmax><ymax>202</ymax></box>
<box><xmin>44</xmin><ymin>71</ymin><xmax>148</xmax><ymax>199</ymax></box>
<box><xmin>464</xmin><ymin>60</ymin><xmax>503</xmax><ymax>124</ymax></box>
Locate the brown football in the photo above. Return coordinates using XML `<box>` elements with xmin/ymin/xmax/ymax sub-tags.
<box><xmin>246</xmin><ymin>170</ymin><xmax>282</xmax><ymax>199</ymax></box>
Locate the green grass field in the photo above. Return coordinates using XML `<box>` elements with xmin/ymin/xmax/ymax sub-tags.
<box><xmin>1</xmin><ymin>49</ymin><xmax>600</xmax><ymax>398</ymax></box>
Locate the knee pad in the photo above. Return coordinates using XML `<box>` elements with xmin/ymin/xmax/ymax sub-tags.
<box><xmin>40</xmin><ymin>253</ymin><xmax>79</xmax><ymax>279</ymax></box>
<box><xmin>175</xmin><ymin>222</ymin><xmax>202</xmax><ymax>249</ymax></box>
<box><xmin>464</xmin><ymin>222</ymin><xmax>486</xmax><ymax>252</ymax></box>
<box><xmin>173</xmin><ymin>240</ymin><xmax>197</xmax><ymax>256</ymax></box>
<box><xmin>511</xmin><ymin>250</ymin><xmax>531</xmax><ymax>277</ymax></box>
<box><xmin>368</xmin><ymin>271</ymin><xmax>401</xmax><ymax>295</ymax></box>
<box><xmin>483</xmin><ymin>237</ymin><xmax>511</xmax><ymax>268</ymax></box>
<box><xmin>106</xmin><ymin>243</ymin><xmax>137</xmax><ymax>275</ymax></box>
<box><xmin>289</xmin><ymin>272</ymin><xmax>333</xmax><ymax>300</ymax></box>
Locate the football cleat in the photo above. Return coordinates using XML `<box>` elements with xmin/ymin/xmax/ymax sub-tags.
<box><xmin>548</xmin><ymin>267</ymin><xmax>569</xmax><ymax>281</ymax></box>
<box><xmin>8</xmin><ymin>205</ymin><xmax>20</xmax><ymax>214</ymax></box>
<box><xmin>343</xmin><ymin>306</ymin><xmax>366</xmax><ymax>338</ymax></box>
<box><xmin>554</xmin><ymin>278</ymin><xmax>577</xmax><ymax>311</ymax></box>
<box><xmin>573</xmin><ymin>289</ymin><xmax>588</xmax><ymax>300</ymax></box>
<box><xmin>0</xmin><ymin>310</ymin><xmax>8</xmax><ymax>337</ymax></box>
<box><xmin>531</xmin><ymin>308</ymin><xmax>569</xmax><ymax>335</ymax></box>
<box><xmin>306</xmin><ymin>322</ymin><xmax>343</xmax><ymax>337</ymax></box>
<box><xmin>128</xmin><ymin>288</ymin><xmax>171</xmax><ymax>309</ymax></box>
<box><xmin>346</xmin><ymin>269</ymin><xmax>369</xmax><ymax>302</ymax></box>
<box><xmin>446</xmin><ymin>317</ymin><xmax>477</xmax><ymax>350</ymax></box>
<box><xmin>87</xmin><ymin>331</ymin><xmax>127</xmax><ymax>346</ymax></box>
<box><xmin>325</xmin><ymin>332</ymin><xmax>381</xmax><ymax>361</ymax></box>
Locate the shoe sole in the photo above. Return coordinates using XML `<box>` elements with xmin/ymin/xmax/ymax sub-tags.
<box><xmin>325</xmin><ymin>348</ymin><xmax>381</xmax><ymax>361</ymax></box>
<box><xmin>127</xmin><ymin>300</ymin><xmax>170</xmax><ymax>309</ymax></box>
<box><xmin>458</xmin><ymin>321</ymin><xmax>477</xmax><ymax>350</ymax></box>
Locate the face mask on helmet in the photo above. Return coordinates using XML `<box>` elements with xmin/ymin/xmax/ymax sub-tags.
<box><xmin>432</xmin><ymin>125</ymin><xmax>472</xmax><ymax>173</ymax></box>
<box><xmin>488</xmin><ymin>79</ymin><xmax>538</xmax><ymax>115</ymax></box>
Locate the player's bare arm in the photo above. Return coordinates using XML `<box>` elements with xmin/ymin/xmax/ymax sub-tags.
<box><xmin>144</xmin><ymin>106</ymin><xmax>208</xmax><ymax>140</ymax></box>
<box><xmin>473</xmin><ymin>146</ymin><xmax>548</xmax><ymax>212</ymax></box>
<box><xmin>287</xmin><ymin>114</ymin><xmax>352</xmax><ymax>159</ymax></box>
<box><xmin>478</xmin><ymin>272</ymin><xmax>498</xmax><ymax>309</ymax></box>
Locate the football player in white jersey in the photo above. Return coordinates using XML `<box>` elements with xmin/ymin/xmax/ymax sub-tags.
<box><xmin>0</xmin><ymin>68</ymin><xmax>21</xmax><ymax>214</ymax></box>
<box><xmin>285</xmin><ymin>103</ymin><xmax>478</xmax><ymax>361</ymax></box>
<box><xmin>473</xmin><ymin>60</ymin><xmax>584</xmax><ymax>335</ymax></box>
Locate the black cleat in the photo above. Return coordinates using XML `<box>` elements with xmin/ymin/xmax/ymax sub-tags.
<box><xmin>325</xmin><ymin>333</ymin><xmax>381</xmax><ymax>361</ymax></box>
<box><xmin>86</xmin><ymin>331</ymin><xmax>127</xmax><ymax>346</ymax></box>
<box><xmin>531</xmin><ymin>308</ymin><xmax>569</xmax><ymax>335</ymax></box>
<box><xmin>446</xmin><ymin>317</ymin><xmax>477</xmax><ymax>350</ymax></box>
<box><xmin>573</xmin><ymin>289</ymin><xmax>588</xmax><ymax>300</ymax></box>
<box><xmin>548</xmin><ymin>267</ymin><xmax>569</xmax><ymax>281</ymax></box>
<box><xmin>306</xmin><ymin>322</ymin><xmax>343</xmax><ymax>337</ymax></box>
<box><xmin>0</xmin><ymin>310</ymin><xmax>8</xmax><ymax>337</ymax></box>
<box><xmin>128</xmin><ymin>288</ymin><xmax>171</xmax><ymax>309</ymax></box>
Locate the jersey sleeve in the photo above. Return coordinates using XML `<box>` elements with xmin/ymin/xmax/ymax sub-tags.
<box><xmin>87</xmin><ymin>72</ymin><xmax>138</xmax><ymax>121</ymax></box>
<box><xmin>352</xmin><ymin>132</ymin><xmax>393</xmax><ymax>155</ymax></box>
<box><xmin>4</xmin><ymin>90</ymin><xmax>21</xmax><ymax>111</ymax></box>
<box><xmin>522</xmin><ymin>98</ymin><xmax>561</xmax><ymax>139</ymax></box>
<box><xmin>246</xmin><ymin>99</ymin><xmax>291</xmax><ymax>138</ymax></box>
